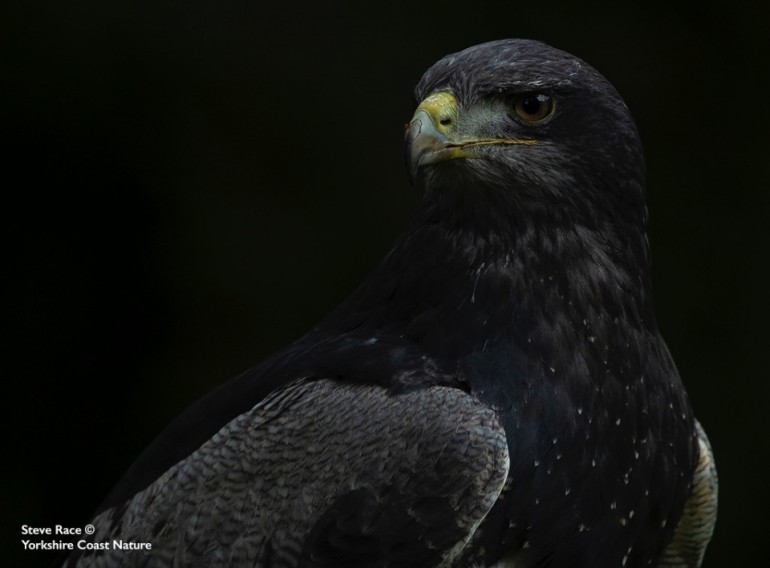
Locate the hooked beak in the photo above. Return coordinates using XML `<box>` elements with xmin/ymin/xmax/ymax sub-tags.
<box><xmin>404</xmin><ymin>92</ymin><xmax>460</xmax><ymax>184</ymax></box>
<box><xmin>404</xmin><ymin>91</ymin><xmax>537</xmax><ymax>184</ymax></box>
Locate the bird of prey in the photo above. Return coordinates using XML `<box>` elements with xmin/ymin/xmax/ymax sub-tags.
<box><xmin>67</xmin><ymin>39</ymin><xmax>717</xmax><ymax>567</ymax></box>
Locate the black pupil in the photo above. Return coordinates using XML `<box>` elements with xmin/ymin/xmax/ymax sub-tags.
<box><xmin>522</xmin><ymin>96</ymin><xmax>543</xmax><ymax>115</ymax></box>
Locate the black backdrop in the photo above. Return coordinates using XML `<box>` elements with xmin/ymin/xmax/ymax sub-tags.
<box><xmin>4</xmin><ymin>1</ymin><xmax>768</xmax><ymax>566</ymax></box>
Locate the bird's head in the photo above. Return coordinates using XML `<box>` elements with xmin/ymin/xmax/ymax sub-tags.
<box><xmin>405</xmin><ymin>39</ymin><xmax>647</xmax><ymax>232</ymax></box>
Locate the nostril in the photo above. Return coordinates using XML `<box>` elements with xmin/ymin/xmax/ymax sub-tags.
<box><xmin>440</xmin><ymin>118</ymin><xmax>452</xmax><ymax>126</ymax></box>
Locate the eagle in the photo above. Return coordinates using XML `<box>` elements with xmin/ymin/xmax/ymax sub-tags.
<box><xmin>67</xmin><ymin>39</ymin><xmax>717</xmax><ymax>567</ymax></box>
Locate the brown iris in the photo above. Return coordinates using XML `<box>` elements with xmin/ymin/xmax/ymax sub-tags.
<box><xmin>512</xmin><ymin>93</ymin><xmax>555</xmax><ymax>124</ymax></box>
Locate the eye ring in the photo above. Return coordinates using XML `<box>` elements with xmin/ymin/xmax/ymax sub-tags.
<box><xmin>511</xmin><ymin>93</ymin><xmax>556</xmax><ymax>124</ymax></box>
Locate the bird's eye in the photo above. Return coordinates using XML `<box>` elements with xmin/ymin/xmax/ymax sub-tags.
<box><xmin>511</xmin><ymin>93</ymin><xmax>555</xmax><ymax>124</ymax></box>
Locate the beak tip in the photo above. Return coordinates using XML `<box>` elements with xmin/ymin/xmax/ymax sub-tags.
<box><xmin>404</xmin><ymin>111</ymin><xmax>448</xmax><ymax>186</ymax></box>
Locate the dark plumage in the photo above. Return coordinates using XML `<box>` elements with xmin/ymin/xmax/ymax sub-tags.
<box><xmin>68</xmin><ymin>39</ymin><xmax>716</xmax><ymax>567</ymax></box>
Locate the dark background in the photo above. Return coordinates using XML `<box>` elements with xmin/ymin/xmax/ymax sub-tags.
<box><xmin>4</xmin><ymin>1</ymin><xmax>767</xmax><ymax>566</ymax></box>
